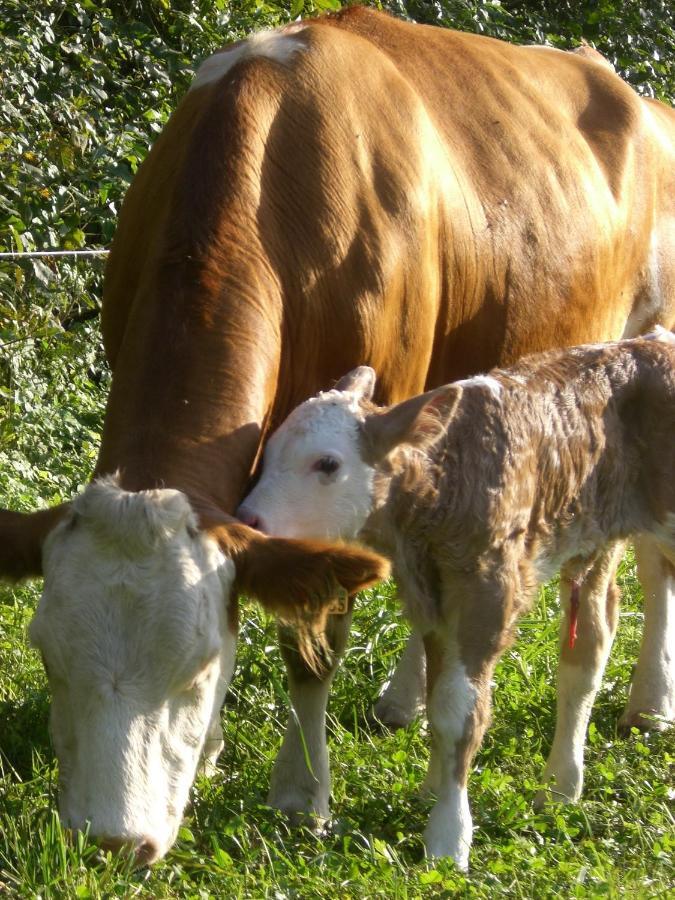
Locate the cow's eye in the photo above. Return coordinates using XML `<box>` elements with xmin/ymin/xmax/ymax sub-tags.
<box><xmin>313</xmin><ymin>456</ymin><xmax>340</xmax><ymax>476</ymax></box>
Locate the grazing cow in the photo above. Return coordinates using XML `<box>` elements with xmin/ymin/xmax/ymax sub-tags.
<box><xmin>23</xmin><ymin>483</ymin><xmax>387</xmax><ymax>865</ymax></box>
<box><xmin>0</xmin><ymin>6</ymin><xmax>674</xmax><ymax>863</ymax></box>
<box><xmin>238</xmin><ymin>331</ymin><xmax>675</xmax><ymax>868</ymax></box>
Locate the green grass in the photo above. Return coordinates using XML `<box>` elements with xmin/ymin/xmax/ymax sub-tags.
<box><xmin>2</xmin><ymin>554</ymin><xmax>674</xmax><ymax>898</ymax></box>
<box><xmin>1</xmin><ymin>321</ymin><xmax>674</xmax><ymax>897</ymax></box>
<box><xmin>0</xmin><ymin>292</ymin><xmax>673</xmax><ymax>898</ymax></box>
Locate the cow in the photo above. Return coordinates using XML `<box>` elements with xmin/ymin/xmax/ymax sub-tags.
<box><xmin>0</xmin><ymin>6</ymin><xmax>674</xmax><ymax>865</ymax></box>
<box><xmin>238</xmin><ymin>331</ymin><xmax>675</xmax><ymax>868</ymax></box>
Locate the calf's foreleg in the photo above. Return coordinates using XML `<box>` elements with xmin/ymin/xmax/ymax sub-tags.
<box><xmin>422</xmin><ymin>585</ymin><xmax>511</xmax><ymax>870</ymax></box>
<box><xmin>268</xmin><ymin>604</ymin><xmax>354</xmax><ymax>824</ymax></box>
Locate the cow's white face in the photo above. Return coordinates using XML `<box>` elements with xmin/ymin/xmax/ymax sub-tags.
<box><xmin>29</xmin><ymin>477</ymin><xmax>236</xmax><ymax>866</ymax></box>
<box><xmin>240</xmin><ymin>387</ymin><xmax>375</xmax><ymax>541</ymax></box>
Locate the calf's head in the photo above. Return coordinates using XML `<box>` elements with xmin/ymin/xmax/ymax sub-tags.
<box><xmin>239</xmin><ymin>366</ymin><xmax>459</xmax><ymax>541</ymax></box>
<box><xmin>5</xmin><ymin>475</ymin><xmax>386</xmax><ymax>865</ymax></box>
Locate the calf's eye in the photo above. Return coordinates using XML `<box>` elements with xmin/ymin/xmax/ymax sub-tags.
<box><xmin>313</xmin><ymin>456</ymin><xmax>340</xmax><ymax>476</ymax></box>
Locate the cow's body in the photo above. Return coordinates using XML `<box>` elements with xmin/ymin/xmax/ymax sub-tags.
<box><xmin>98</xmin><ymin>8</ymin><xmax>675</xmax><ymax>505</ymax></box>
<box><xmin>1</xmin><ymin>6</ymin><xmax>674</xmax><ymax>863</ymax></box>
<box><xmin>240</xmin><ymin>333</ymin><xmax>675</xmax><ymax>867</ymax></box>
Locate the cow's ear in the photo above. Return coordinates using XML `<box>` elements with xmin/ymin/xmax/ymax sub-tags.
<box><xmin>362</xmin><ymin>385</ymin><xmax>461</xmax><ymax>461</ymax></box>
<box><xmin>210</xmin><ymin>523</ymin><xmax>389</xmax><ymax>670</ymax></box>
<box><xmin>0</xmin><ymin>504</ymin><xmax>71</xmax><ymax>581</ymax></box>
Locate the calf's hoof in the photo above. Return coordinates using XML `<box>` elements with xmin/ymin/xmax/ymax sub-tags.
<box><xmin>618</xmin><ymin>709</ymin><xmax>670</xmax><ymax>736</ymax></box>
<box><xmin>423</xmin><ymin>834</ymin><xmax>470</xmax><ymax>873</ymax></box>
<box><xmin>371</xmin><ymin>696</ymin><xmax>420</xmax><ymax>731</ymax></box>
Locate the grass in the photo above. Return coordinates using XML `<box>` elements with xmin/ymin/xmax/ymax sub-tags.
<box><xmin>1</xmin><ymin>556</ymin><xmax>674</xmax><ymax>898</ymax></box>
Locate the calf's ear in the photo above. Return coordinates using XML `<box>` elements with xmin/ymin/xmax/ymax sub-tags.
<box><xmin>209</xmin><ymin>523</ymin><xmax>389</xmax><ymax>670</ymax></box>
<box><xmin>333</xmin><ymin>366</ymin><xmax>376</xmax><ymax>400</ymax></box>
<box><xmin>362</xmin><ymin>385</ymin><xmax>461</xmax><ymax>461</ymax></box>
<box><xmin>0</xmin><ymin>504</ymin><xmax>71</xmax><ymax>581</ymax></box>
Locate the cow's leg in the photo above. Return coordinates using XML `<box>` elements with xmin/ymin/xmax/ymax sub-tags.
<box><xmin>536</xmin><ymin>543</ymin><xmax>623</xmax><ymax>807</ymax></box>
<box><xmin>619</xmin><ymin>536</ymin><xmax>675</xmax><ymax>732</ymax></box>
<box><xmin>268</xmin><ymin>605</ymin><xmax>353</xmax><ymax>823</ymax></box>
<box><xmin>373</xmin><ymin>628</ymin><xmax>426</xmax><ymax>728</ymax></box>
<box><xmin>422</xmin><ymin>588</ymin><xmax>508</xmax><ymax>870</ymax></box>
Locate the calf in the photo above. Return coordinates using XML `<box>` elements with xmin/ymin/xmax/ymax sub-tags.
<box><xmin>239</xmin><ymin>332</ymin><xmax>675</xmax><ymax>869</ymax></box>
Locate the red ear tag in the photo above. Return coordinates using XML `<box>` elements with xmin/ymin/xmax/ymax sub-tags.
<box><xmin>568</xmin><ymin>580</ymin><xmax>580</xmax><ymax>649</ymax></box>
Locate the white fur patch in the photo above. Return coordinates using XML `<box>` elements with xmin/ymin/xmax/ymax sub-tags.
<box><xmin>190</xmin><ymin>27</ymin><xmax>307</xmax><ymax>91</ymax></box>
<box><xmin>72</xmin><ymin>474</ymin><xmax>197</xmax><ymax>556</ymax></box>
<box><xmin>241</xmin><ymin>392</ymin><xmax>375</xmax><ymax>541</ymax></box>
<box><xmin>455</xmin><ymin>374</ymin><xmax>503</xmax><ymax>400</ymax></box>
<box><xmin>644</xmin><ymin>325</ymin><xmax>675</xmax><ymax>345</ymax></box>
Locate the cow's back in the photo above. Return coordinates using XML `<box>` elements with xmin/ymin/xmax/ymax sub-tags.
<box><xmin>100</xmin><ymin>7</ymin><xmax>675</xmax><ymax>503</ymax></box>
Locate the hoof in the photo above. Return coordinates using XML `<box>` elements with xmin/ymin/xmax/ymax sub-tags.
<box><xmin>533</xmin><ymin>785</ymin><xmax>576</xmax><ymax>811</ymax></box>
<box><xmin>370</xmin><ymin>699</ymin><xmax>419</xmax><ymax>731</ymax></box>
<box><xmin>618</xmin><ymin>710</ymin><xmax>670</xmax><ymax>735</ymax></box>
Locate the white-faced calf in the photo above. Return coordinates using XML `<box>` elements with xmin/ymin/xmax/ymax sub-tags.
<box><xmin>239</xmin><ymin>332</ymin><xmax>675</xmax><ymax>869</ymax></box>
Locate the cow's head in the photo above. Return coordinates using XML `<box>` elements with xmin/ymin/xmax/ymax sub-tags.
<box><xmin>4</xmin><ymin>475</ymin><xmax>387</xmax><ymax>865</ymax></box>
<box><xmin>238</xmin><ymin>367</ymin><xmax>458</xmax><ymax>541</ymax></box>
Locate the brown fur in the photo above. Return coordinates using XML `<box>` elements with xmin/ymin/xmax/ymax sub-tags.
<box><xmin>0</xmin><ymin>505</ymin><xmax>70</xmax><ymax>580</ymax></box>
<box><xmin>95</xmin><ymin>6</ymin><xmax>674</xmax><ymax>515</ymax></box>
<box><xmin>207</xmin><ymin>521</ymin><xmax>389</xmax><ymax>670</ymax></box>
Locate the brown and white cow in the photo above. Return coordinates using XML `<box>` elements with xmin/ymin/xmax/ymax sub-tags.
<box><xmin>1</xmin><ymin>7</ymin><xmax>674</xmax><ymax>864</ymax></box>
<box><xmin>239</xmin><ymin>331</ymin><xmax>675</xmax><ymax>868</ymax></box>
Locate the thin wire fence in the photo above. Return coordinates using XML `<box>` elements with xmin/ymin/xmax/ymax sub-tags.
<box><xmin>0</xmin><ymin>249</ymin><xmax>109</xmax><ymax>259</ymax></box>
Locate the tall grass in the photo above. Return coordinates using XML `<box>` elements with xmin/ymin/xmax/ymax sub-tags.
<box><xmin>1</xmin><ymin>513</ymin><xmax>673</xmax><ymax>896</ymax></box>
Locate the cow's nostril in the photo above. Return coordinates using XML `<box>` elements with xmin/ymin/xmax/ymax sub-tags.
<box><xmin>237</xmin><ymin>505</ymin><xmax>266</xmax><ymax>532</ymax></box>
<box><xmin>134</xmin><ymin>837</ymin><xmax>160</xmax><ymax>867</ymax></box>
<box><xmin>97</xmin><ymin>835</ymin><xmax>160</xmax><ymax>867</ymax></box>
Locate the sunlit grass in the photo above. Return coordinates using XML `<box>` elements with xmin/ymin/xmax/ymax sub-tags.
<box><xmin>2</xmin><ymin>557</ymin><xmax>674</xmax><ymax>898</ymax></box>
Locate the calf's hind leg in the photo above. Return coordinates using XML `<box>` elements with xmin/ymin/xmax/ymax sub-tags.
<box><xmin>268</xmin><ymin>604</ymin><xmax>353</xmax><ymax>824</ymax></box>
<box><xmin>619</xmin><ymin>536</ymin><xmax>675</xmax><ymax>732</ymax></box>
<box><xmin>373</xmin><ymin>628</ymin><xmax>426</xmax><ymax>729</ymax></box>
<box><xmin>536</xmin><ymin>543</ymin><xmax>624</xmax><ymax>807</ymax></box>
